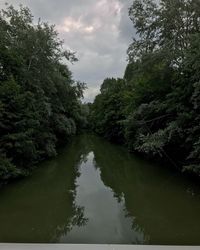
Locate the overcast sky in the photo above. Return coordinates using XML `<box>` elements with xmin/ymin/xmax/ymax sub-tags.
<box><xmin>0</xmin><ymin>0</ymin><xmax>135</xmax><ymax>102</ymax></box>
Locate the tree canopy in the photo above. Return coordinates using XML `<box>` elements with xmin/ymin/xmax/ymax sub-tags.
<box><xmin>0</xmin><ymin>5</ymin><xmax>86</xmax><ymax>182</ymax></box>
<box><xmin>91</xmin><ymin>0</ymin><xmax>200</xmax><ymax>177</ymax></box>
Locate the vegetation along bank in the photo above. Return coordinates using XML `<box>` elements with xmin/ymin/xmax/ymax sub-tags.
<box><xmin>90</xmin><ymin>0</ymin><xmax>200</xmax><ymax>177</ymax></box>
<box><xmin>0</xmin><ymin>5</ymin><xmax>87</xmax><ymax>182</ymax></box>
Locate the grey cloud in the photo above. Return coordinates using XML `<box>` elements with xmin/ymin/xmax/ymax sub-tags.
<box><xmin>118</xmin><ymin>0</ymin><xmax>136</xmax><ymax>43</ymax></box>
<box><xmin>1</xmin><ymin>0</ymin><xmax>135</xmax><ymax>102</ymax></box>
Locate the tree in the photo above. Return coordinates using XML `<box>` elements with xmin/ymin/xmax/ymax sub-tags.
<box><xmin>91</xmin><ymin>0</ymin><xmax>200</xmax><ymax>177</ymax></box>
<box><xmin>91</xmin><ymin>78</ymin><xmax>131</xmax><ymax>143</ymax></box>
<box><xmin>0</xmin><ymin>5</ymin><xmax>86</xmax><ymax>182</ymax></box>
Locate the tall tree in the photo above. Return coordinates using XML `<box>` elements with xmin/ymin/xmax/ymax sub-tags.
<box><xmin>91</xmin><ymin>0</ymin><xmax>200</xmax><ymax>177</ymax></box>
<box><xmin>0</xmin><ymin>5</ymin><xmax>86</xmax><ymax>182</ymax></box>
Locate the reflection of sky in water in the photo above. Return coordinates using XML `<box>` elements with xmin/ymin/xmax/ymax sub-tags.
<box><xmin>60</xmin><ymin>152</ymin><xmax>146</xmax><ymax>244</ymax></box>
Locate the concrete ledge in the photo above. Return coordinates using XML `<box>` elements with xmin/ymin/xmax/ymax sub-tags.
<box><xmin>0</xmin><ymin>244</ymin><xmax>200</xmax><ymax>250</ymax></box>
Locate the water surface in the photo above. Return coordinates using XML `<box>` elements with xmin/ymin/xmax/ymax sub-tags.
<box><xmin>0</xmin><ymin>134</ymin><xmax>200</xmax><ymax>244</ymax></box>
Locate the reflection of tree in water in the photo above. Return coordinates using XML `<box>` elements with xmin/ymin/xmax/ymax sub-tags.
<box><xmin>1</xmin><ymin>134</ymin><xmax>200</xmax><ymax>244</ymax></box>
<box><xmin>130</xmin><ymin>218</ymin><xmax>150</xmax><ymax>244</ymax></box>
<box><xmin>77</xmin><ymin>134</ymin><xmax>149</xmax><ymax>244</ymax></box>
<box><xmin>53</xmin><ymin>205</ymin><xmax>88</xmax><ymax>242</ymax></box>
<box><xmin>0</xmin><ymin>136</ymin><xmax>89</xmax><ymax>243</ymax></box>
<box><xmin>45</xmin><ymin>133</ymin><xmax>200</xmax><ymax>245</ymax></box>
<box><xmin>34</xmin><ymin>134</ymin><xmax>200</xmax><ymax>244</ymax></box>
<box><xmin>50</xmin><ymin>137</ymin><xmax>90</xmax><ymax>242</ymax></box>
<box><xmin>50</xmin><ymin>135</ymin><xmax>94</xmax><ymax>242</ymax></box>
<box><xmin>85</xmin><ymin>134</ymin><xmax>200</xmax><ymax>245</ymax></box>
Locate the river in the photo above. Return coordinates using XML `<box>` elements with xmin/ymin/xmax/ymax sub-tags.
<box><xmin>0</xmin><ymin>134</ymin><xmax>200</xmax><ymax>244</ymax></box>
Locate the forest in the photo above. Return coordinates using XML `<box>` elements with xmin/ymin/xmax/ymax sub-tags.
<box><xmin>1</xmin><ymin>0</ymin><xmax>200</xmax><ymax>183</ymax></box>
<box><xmin>90</xmin><ymin>0</ymin><xmax>200</xmax><ymax>177</ymax></box>
<box><xmin>0</xmin><ymin>5</ymin><xmax>87</xmax><ymax>181</ymax></box>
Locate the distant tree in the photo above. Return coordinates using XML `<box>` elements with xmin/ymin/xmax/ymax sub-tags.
<box><xmin>91</xmin><ymin>78</ymin><xmax>131</xmax><ymax>143</ymax></box>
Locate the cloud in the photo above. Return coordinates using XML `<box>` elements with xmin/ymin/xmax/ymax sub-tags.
<box><xmin>84</xmin><ymin>86</ymin><xmax>100</xmax><ymax>103</ymax></box>
<box><xmin>57</xmin><ymin>17</ymin><xmax>95</xmax><ymax>34</ymax></box>
<box><xmin>0</xmin><ymin>0</ymin><xmax>134</xmax><ymax>102</ymax></box>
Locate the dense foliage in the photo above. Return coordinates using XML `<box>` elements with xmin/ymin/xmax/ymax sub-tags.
<box><xmin>0</xmin><ymin>5</ymin><xmax>86</xmax><ymax>182</ymax></box>
<box><xmin>91</xmin><ymin>0</ymin><xmax>200</xmax><ymax>176</ymax></box>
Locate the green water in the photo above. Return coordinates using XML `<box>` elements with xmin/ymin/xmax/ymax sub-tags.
<box><xmin>0</xmin><ymin>134</ymin><xmax>200</xmax><ymax>244</ymax></box>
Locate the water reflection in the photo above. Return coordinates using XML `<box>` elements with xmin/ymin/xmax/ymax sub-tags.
<box><xmin>90</xmin><ymin>135</ymin><xmax>200</xmax><ymax>245</ymax></box>
<box><xmin>0</xmin><ymin>134</ymin><xmax>200</xmax><ymax>244</ymax></box>
<box><xmin>62</xmin><ymin>151</ymin><xmax>145</xmax><ymax>244</ymax></box>
<box><xmin>0</xmin><ymin>139</ymin><xmax>88</xmax><ymax>243</ymax></box>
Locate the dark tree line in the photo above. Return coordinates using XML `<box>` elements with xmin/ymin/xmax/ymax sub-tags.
<box><xmin>90</xmin><ymin>0</ymin><xmax>200</xmax><ymax>177</ymax></box>
<box><xmin>0</xmin><ymin>5</ymin><xmax>87</xmax><ymax>182</ymax></box>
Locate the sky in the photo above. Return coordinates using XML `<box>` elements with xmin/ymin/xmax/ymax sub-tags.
<box><xmin>0</xmin><ymin>0</ymin><xmax>135</xmax><ymax>102</ymax></box>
